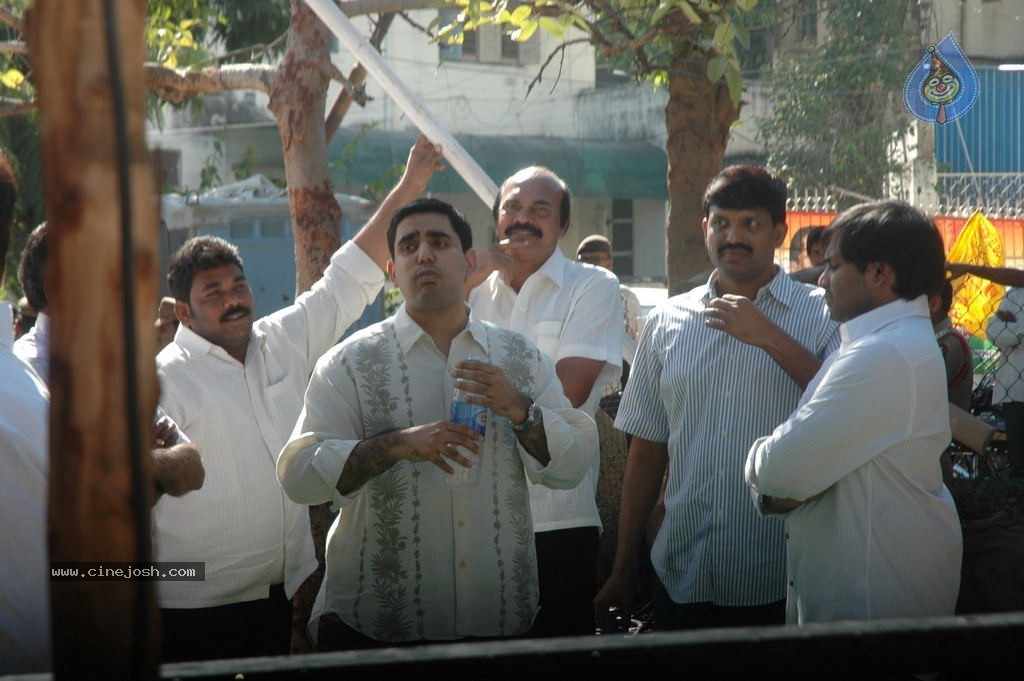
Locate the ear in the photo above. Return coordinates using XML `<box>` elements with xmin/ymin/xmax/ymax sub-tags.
<box><xmin>174</xmin><ymin>300</ymin><xmax>192</xmax><ymax>327</ymax></box>
<box><xmin>464</xmin><ymin>248</ymin><xmax>477</xmax><ymax>277</ymax></box>
<box><xmin>386</xmin><ymin>260</ymin><xmax>397</xmax><ymax>287</ymax></box>
<box><xmin>773</xmin><ymin>221</ymin><xmax>789</xmax><ymax>248</ymax></box>
<box><xmin>869</xmin><ymin>261</ymin><xmax>897</xmax><ymax>291</ymax></box>
<box><xmin>701</xmin><ymin>217</ymin><xmax>710</xmax><ymax>239</ymax></box>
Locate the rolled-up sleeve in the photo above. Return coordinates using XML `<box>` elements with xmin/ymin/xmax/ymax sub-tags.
<box><xmin>518</xmin><ymin>349</ymin><xmax>597</xmax><ymax>489</ymax></box>
<box><xmin>277</xmin><ymin>350</ymin><xmax>364</xmax><ymax>507</ymax></box>
<box><xmin>745</xmin><ymin>342</ymin><xmax>913</xmax><ymax>501</ymax></box>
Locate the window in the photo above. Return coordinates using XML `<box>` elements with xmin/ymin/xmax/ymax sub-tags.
<box><xmin>437</xmin><ymin>9</ymin><xmax>537</xmax><ymax>65</ymax></box>
<box><xmin>798</xmin><ymin>0</ymin><xmax>818</xmax><ymax>42</ymax></box>
<box><xmin>611</xmin><ymin>199</ymin><xmax>634</xmax><ymax>277</ymax></box>
<box><xmin>229</xmin><ymin>219</ymin><xmax>255</xmax><ymax>240</ymax></box>
<box><xmin>155</xmin><ymin>148</ymin><xmax>181</xmax><ymax>190</ymax></box>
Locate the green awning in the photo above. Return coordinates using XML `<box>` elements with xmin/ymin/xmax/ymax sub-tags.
<box><xmin>222</xmin><ymin>125</ymin><xmax>668</xmax><ymax>200</ymax></box>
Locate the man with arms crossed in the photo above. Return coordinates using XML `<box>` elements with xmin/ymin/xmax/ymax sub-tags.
<box><xmin>277</xmin><ymin>199</ymin><xmax>595</xmax><ymax>646</ymax></box>
<box><xmin>466</xmin><ymin>167</ymin><xmax>624</xmax><ymax>636</ymax></box>
<box><xmin>595</xmin><ymin>166</ymin><xmax>838</xmax><ymax>630</ymax></box>
<box><xmin>745</xmin><ymin>201</ymin><xmax>962</xmax><ymax>624</ymax></box>
<box><xmin>154</xmin><ymin>138</ymin><xmax>442</xmax><ymax>661</ymax></box>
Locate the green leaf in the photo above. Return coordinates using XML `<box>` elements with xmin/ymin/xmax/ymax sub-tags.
<box><xmin>650</xmin><ymin>2</ymin><xmax>673</xmax><ymax>25</ymax></box>
<box><xmin>707</xmin><ymin>55</ymin><xmax>727</xmax><ymax>82</ymax></box>
<box><xmin>511</xmin><ymin>19</ymin><xmax>539</xmax><ymax>42</ymax></box>
<box><xmin>726</xmin><ymin>68</ymin><xmax>743</xmax><ymax>106</ymax></box>
<box><xmin>510</xmin><ymin>5</ymin><xmax>532</xmax><ymax>25</ymax></box>
<box><xmin>539</xmin><ymin>16</ymin><xmax>568</xmax><ymax>40</ymax></box>
<box><xmin>733</xmin><ymin>21</ymin><xmax>750</xmax><ymax>50</ymax></box>
<box><xmin>713</xmin><ymin>22</ymin><xmax>734</xmax><ymax>50</ymax></box>
<box><xmin>678</xmin><ymin>1</ymin><xmax>702</xmax><ymax>25</ymax></box>
<box><xmin>735</xmin><ymin>0</ymin><xmax>758</xmax><ymax>10</ymax></box>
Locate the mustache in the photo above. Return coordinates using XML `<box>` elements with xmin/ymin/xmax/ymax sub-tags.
<box><xmin>503</xmin><ymin>224</ymin><xmax>543</xmax><ymax>239</ymax></box>
<box><xmin>219</xmin><ymin>306</ymin><xmax>251</xmax><ymax>323</ymax></box>
<box><xmin>718</xmin><ymin>244</ymin><xmax>753</xmax><ymax>257</ymax></box>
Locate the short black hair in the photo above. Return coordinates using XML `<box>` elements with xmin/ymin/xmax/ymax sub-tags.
<box><xmin>805</xmin><ymin>226</ymin><xmax>825</xmax><ymax>256</ymax></box>
<box><xmin>18</xmin><ymin>223</ymin><xmax>48</xmax><ymax>312</ymax></box>
<box><xmin>168</xmin><ymin>235</ymin><xmax>244</xmax><ymax>302</ymax></box>
<box><xmin>0</xmin><ymin>152</ymin><xmax>16</xmax><ymax>265</ymax></box>
<box><xmin>703</xmin><ymin>165</ymin><xmax>787</xmax><ymax>225</ymax></box>
<box><xmin>388</xmin><ymin>198</ymin><xmax>473</xmax><ymax>257</ymax></box>
<box><xmin>491</xmin><ymin>167</ymin><xmax>571</xmax><ymax>229</ymax></box>
<box><xmin>827</xmin><ymin>200</ymin><xmax>945</xmax><ymax>301</ymax></box>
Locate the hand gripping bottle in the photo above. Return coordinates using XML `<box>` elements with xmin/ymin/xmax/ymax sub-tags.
<box><xmin>448</xmin><ymin>364</ymin><xmax>487</xmax><ymax>487</ymax></box>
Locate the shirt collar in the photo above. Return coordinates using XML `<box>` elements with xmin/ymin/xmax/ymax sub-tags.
<box><xmin>173</xmin><ymin>323</ymin><xmax>263</xmax><ymax>361</ymax></box>
<box><xmin>840</xmin><ymin>295</ymin><xmax>929</xmax><ymax>345</ymax></box>
<box><xmin>0</xmin><ymin>302</ymin><xmax>13</xmax><ymax>349</ymax></box>
<box><xmin>504</xmin><ymin>248</ymin><xmax>569</xmax><ymax>290</ymax></box>
<box><xmin>393</xmin><ymin>304</ymin><xmax>489</xmax><ymax>358</ymax></box>
<box><xmin>933</xmin><ymin>316</ymin><xmax>953</xmax><ymax>336</ymax></box>
<box><xmin>703</xmin><ymin>266</ymin><xmax>795</xmax><ymax>307</ymax></box>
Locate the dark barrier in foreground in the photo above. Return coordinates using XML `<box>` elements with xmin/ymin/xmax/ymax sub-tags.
<box><xmin>163</xmin><ymin>611</ymin><xmax>1024</xmax><ymax>681</ymax></box>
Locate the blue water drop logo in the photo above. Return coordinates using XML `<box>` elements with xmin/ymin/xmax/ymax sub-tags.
<box><xmin>903</xmin><ymin>32</ymin><xmax>979</xmax><ymax>126</ymax></box>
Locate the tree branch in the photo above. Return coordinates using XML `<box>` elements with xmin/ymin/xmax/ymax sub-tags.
<box><xmin>325</xmin><ymin>12</ymin><xmax>394</xmax><ymax>142</ymax></box>
<box><xmin>526</xmin><ymin>39</ymin><xmax>590</xmax><ymax>99</ymax></box>
<box><xmin>145</xmin><ymin>63</ymin><xmax>278</xmax><ymax>104</ymax></box>
<box><xmin>330</xmin><ymin>0</ymin><xmax>440</xmax><ymax>17</ymax></box>
<box><xmin>0</xmin><ymin>39</ymin><xmax>27</xmax><ymax>56</ymax></box>
<box><xmin>0</xmin><ymin>6</ymin><xmax>22</xmax><ymax>33</ymax></box>
<box><xmin>0</xmin><ymin>100</ymin><xmax>35</xmax><ymax>117</ymax></box>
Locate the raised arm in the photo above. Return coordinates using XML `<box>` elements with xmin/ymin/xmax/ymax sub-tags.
<box><xmin>350</xmin><ymin>135</ymin><xmax>445</xmax><ymax>270</ymax></box>
<box><xmin>947</xmin><ymin>262</ymin><xmax>1024</xmax><ymax>288</ymax></box>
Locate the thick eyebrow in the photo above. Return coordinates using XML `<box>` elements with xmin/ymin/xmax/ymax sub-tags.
<box><xmin>200</xmin><ymin>273</ymin><xmax>246</xmax><ymax>292</ymax></box>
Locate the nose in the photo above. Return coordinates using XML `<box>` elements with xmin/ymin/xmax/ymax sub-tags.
<box><xmin>818</xmin><ymin>268</ymin><xmax>830</xmax><ymax>288</ymax></box>
<box><xmin>415</xmin><ymin>241</ymin><xmax>435</xmax><ymax>262</ymax></box>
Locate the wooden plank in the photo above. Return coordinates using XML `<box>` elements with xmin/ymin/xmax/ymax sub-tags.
<box><xmin>28</xmin><ymin>0</ymin><xmax>160</xmax><ymax>678</ymax></box>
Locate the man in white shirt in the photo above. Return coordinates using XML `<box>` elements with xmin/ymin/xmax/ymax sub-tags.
<box><xmin>595</xmin><ymin>166</ymin><xmax>838</xmax><ymax>632</ymax></box>
<box><xmin>155</xmin><ymin>137</ymin><xmax>443</xmax><ymax>661</ymax></box>
<box><xmin>0</xmin><ymin>151</ymin><xmax>52</xmax><ymax>676</ymax></box>
<box><xmin>277</xmin><ymin>198</ymin><xmax>595</xmax><ymax>647</ymax></box>
<box><xmin>745</xmin><ymin>200</ymin><xmax>962</xmax><ymax>624</ymax></box>
<box><xmin>466</xmin><ymin>167</ymin><xmax>624</xmax><ymax>636</ymax></box>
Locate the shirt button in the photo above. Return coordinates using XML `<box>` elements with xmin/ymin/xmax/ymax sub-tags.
<box><xmin>459</xmin><ymin>559</ymin><xmax>467</xmax><ymax>570</ymax></box>
<box><xmin>457</xmin><ymin>519</ymin><xmax>465</xmax><ymax>528</ymax></box>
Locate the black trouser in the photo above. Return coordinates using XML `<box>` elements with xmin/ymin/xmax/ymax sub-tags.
<box><xmin>161</xmin><ymin>583</ymin><xmax>291</xmax><ymax>662</ymax></box>
<box><xmin>651</xmin><ymin>577</ymin><xmax>785</xmax><ymax>631</ymax></box>
<box><xmin>530</xmin><ymin>526</ymin><xmax>600</xmax><ymax>637</ymax></box>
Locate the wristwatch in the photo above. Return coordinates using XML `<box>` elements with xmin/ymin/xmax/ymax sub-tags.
<box><xmin>512</xmin><ymin>400</ymin><xmax>542</xmax><ymax>432</ymax></box>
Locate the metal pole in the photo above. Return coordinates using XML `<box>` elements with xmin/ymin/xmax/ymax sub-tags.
<box><xmin>306</xmin><ymin>0</ymin><xmax>499</xmax><ymax>207</ymax></box>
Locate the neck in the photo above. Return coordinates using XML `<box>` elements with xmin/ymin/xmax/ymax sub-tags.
<box><xmin>714</xmin><ymin>267</ymin><xmax>777</xmax><ymax>299</ymax></box>
<box><xmin>406</xmin><ymin>303</ymin><xmax>469</xmax><ymax>356</ymax></box>
<box><xmin>508</xmin><ymin>259</ymin><xmax>544</xmax><ymax>293</ymax></box>
<box><xmin>224</xmin><ymin>340</ymin><xmax>248</xmax><ymax>364</ymax></box>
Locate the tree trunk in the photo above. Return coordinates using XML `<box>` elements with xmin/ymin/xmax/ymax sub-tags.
<box><xmin>28</xmin><ymin>0</ymin><xmax>160</xmax><ymax>678</ymax></box>
<box><xmin>269</xmin><ymin>0</ymin><xmax>342</xmax><ymax>292</ymax></box>
<box><xmin>664</xmin><ymin>50</ymin><xmax>740</xmax><ymax>295</ymax></box>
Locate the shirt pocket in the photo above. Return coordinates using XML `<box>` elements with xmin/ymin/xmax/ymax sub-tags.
<box><xmin>534</xmin><ymin>320</ymin><xmax>562</xmax><ymax>359</ymax></box>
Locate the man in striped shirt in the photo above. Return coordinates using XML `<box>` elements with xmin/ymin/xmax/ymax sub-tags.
<box><xmin>595</xmin><ymin>166</ymin><xmax>839</xmax><ymax>630</ymax></box>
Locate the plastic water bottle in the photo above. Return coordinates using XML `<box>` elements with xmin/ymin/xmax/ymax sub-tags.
<box><xmin>448</xmin><ymin>370</ymin><xmax>487</xmax><ymax>487</ymax></box>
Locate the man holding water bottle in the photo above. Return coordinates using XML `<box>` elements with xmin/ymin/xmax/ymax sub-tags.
<box><xmin>277</xmin><ymin>198</ymin><xmax>596</xmax><ymax>648</ymax></box>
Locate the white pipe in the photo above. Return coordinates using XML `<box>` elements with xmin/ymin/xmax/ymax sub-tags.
<box><xmin>305</xmin><ymin>0</ymin><xmax>499</xmax><ymax>207</ymax></box>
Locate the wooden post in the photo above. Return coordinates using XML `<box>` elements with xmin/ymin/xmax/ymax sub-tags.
<box><xmin>28</xmin><ymin>1</ymin><xmax>160</xmax><ymax>678</ymax></box>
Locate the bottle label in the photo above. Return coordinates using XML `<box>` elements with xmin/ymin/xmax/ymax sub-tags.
<box><xmin>450</xmin><ymin>400</ymin><xmax>487</xmax><ymax>436</ymax></box>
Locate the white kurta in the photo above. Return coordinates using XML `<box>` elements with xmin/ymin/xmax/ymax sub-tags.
<box><xmin>746</xmin><ymin>296</ymin><xmax>962</xmax><ymax>624</ymax></box>
<box><xmin>468</xmin><ymin>249</ymin><xmax>623</xmax><ymax>533</ymax></box>
<box><xmin>154</xmin><ymin>241</ymin><xmax>384</xmax><ymax>608</ymax></box>
<box><xmin>278</xmin><ymin>308</ymin><xmax>596</xmax><ymax>641</ymax></box>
